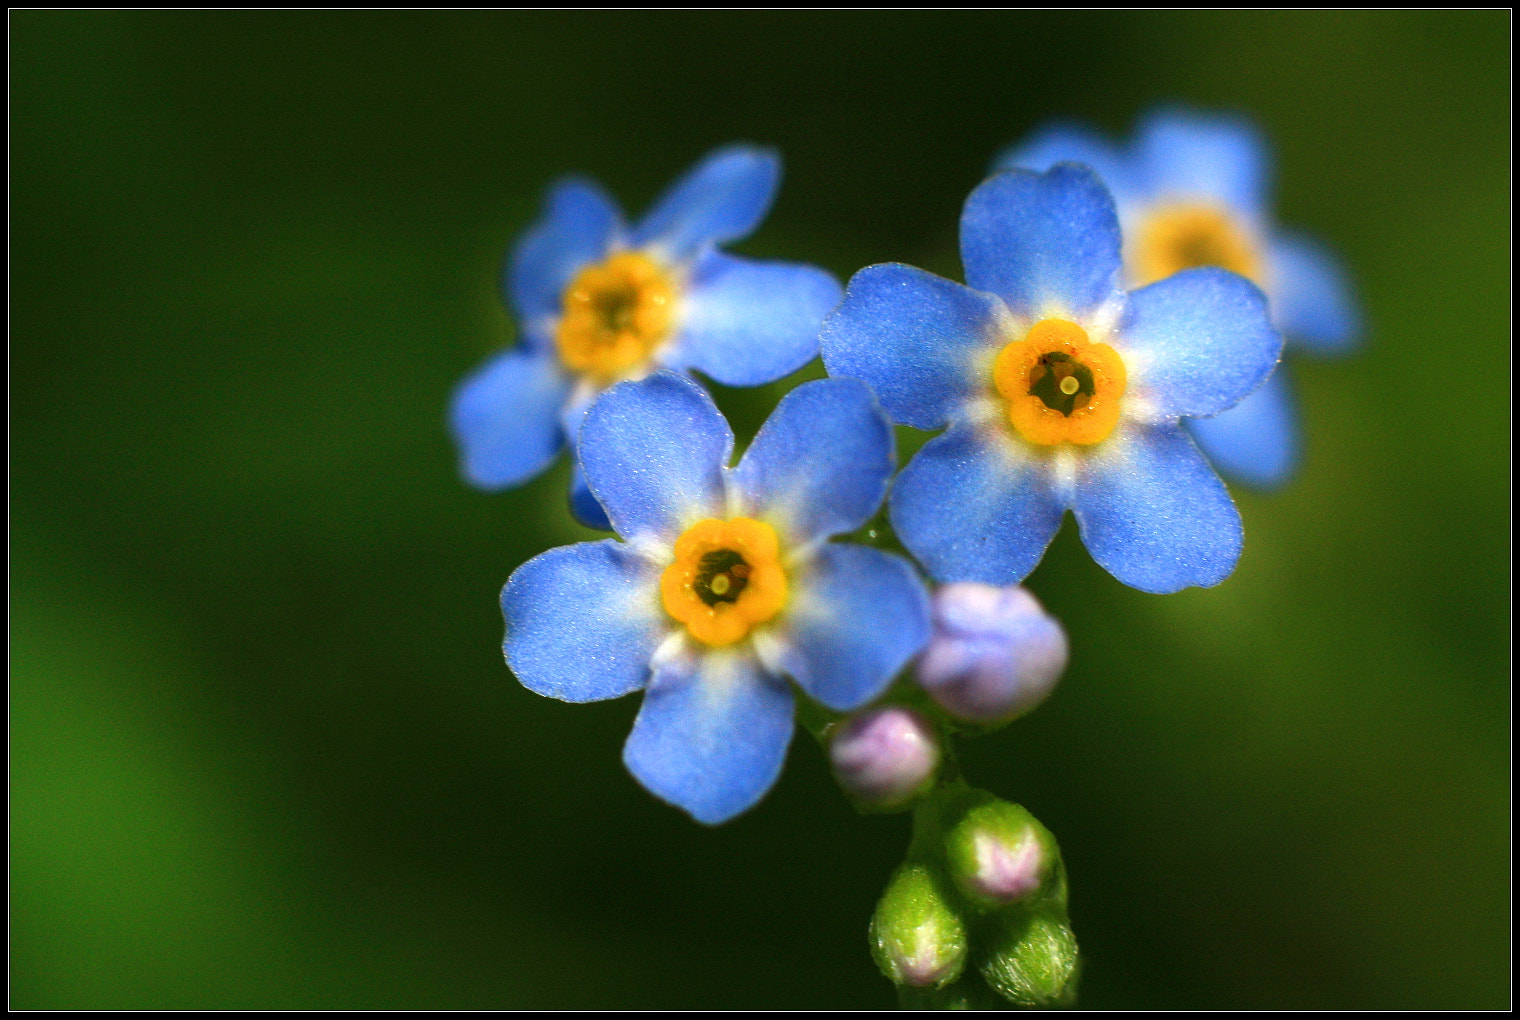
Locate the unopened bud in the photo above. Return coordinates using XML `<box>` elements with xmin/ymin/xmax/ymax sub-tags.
<box><xmin>978</xmin><ymin>906</ymin><xmax>1080</xmax><ymax>1008</ymax></box>
<box><xmin>829</xmin><ymin>706</ymin><xmax>939</xmax><ymax>810</ymax></box>
<box><xmin>945</xmin><ymin>798</ymin><xmax>1058</xmax><ymax>905</ymax></box>
<box><xmin>916</xmin><ymin>583</ymin><xmax>1068</xmax><ymax>723</ymax></box>
<box><xmin>869</xmin><ymin>863</ymin><xmax>968</xmax><ymax>989</ymax></box>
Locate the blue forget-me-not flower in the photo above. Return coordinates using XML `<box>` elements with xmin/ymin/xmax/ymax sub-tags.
<box><xmin>994</xmin><ymin>108</ymin><xmax>1360</xmax><ymax>488</ymax></box>
<box><xmin>501</xmin><ymin>371</ymin><xmax>930</xmax><ymax>823</ymax></box>
<box><xmin>820</xmin><ymin>164</ymin><xmax>1282</xmax><ymax>594</ymax></box>
<box><xmin>450</xmin><ymin>144</ymin><xmax>842</xmax><ymax>526</ymax></box>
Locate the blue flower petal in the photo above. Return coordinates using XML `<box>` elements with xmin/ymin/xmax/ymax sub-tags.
<box><xmin>990</xmin><ymin>122</ymin><xmax>1141</xmax><ymax>208</ymax></box>
<box><xmin>568</xmin><ymin>463</ymin><xmax>613</xmax><ymax>530</ymax></box>
<box><xmin>623</xmin><ymin>645</ymin><xmax>794</xmax><ymax>824</ymax></box>
<box><xmin>502</xmin><ymin>539</ymin><xmax>667</xmax><ymax>703</ymax></box>
<box><xmin>1185</xmin><ymin>367</ymin><xmax>1299</xmax><ymax>491</ymax></box>
<box><xmin>960</xmin><ymin>165</ymin><xmax>1124</xmax><ymax>320</ymax></box>
<box><xmin>662</xmin><ymin>251</ymin><xmax>836</xmax><ymax>387</ymax></box>
<box><xmin>731</xmin><ymin>378</ymin><xmax>894</xmax><ymax>547</ymax></box>
<box><xmin>1267</xmin><ymin>232</ymin><xmax>1362</xmax><ymax>355</ymax></box>
<box><xmin>889</xmin><ymin>418</ymin><xmax>1066</xmax><ymax>584</ymax></box>
<box><xmin>631</xmin><ymin>145</ymin><xmax>780</xmax><ymax>264</ymax></box>
<box><xmin>820</xmin><ymin>263</ymin><xmax>1005</xmax><ymax>430</ymax></box>
<box><xmin>449</xmin><ymin>349</ymin><xmax>574</xmax><ymax>490</ymax></box>
<box><xmin>1134</xmin><ymin>108</ymin><xmax>1269</xmax><ymax>222</ymax></box>
<box><xmin>765</xmin><ymin>545</ymin><xmax>930</xmax><ymax>712</ymax></box>
<box><xmin>579</xmin><ymin>372</ymin><xmax>731</xmax><ymax>542</ymax></box>
<box><xmin>1122</xmin><ymin>266</ymin><xmax>1281</xmax><ymax>419</ymax></box>
<box><xmin>1072</xmin><ymin>422</ymin><xmax>1242</xmax><ymax>593</ymax></box>
<box><xmin>508</xmin><ymin>177</ymin><xmax>625</xmax><ymax>329</ymax></box>
<box><xmin>558</xmin><ymin>389</ymin><xmax>614</xmax><ymax>529</ymax></box>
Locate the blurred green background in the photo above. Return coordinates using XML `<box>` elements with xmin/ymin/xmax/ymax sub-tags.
<box><xmin>11</xmin><ymin>11</ymin><xmax>1509</xmax><ymax>1009</ymax></box>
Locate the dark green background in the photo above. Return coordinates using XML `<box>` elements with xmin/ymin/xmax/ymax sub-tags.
<box><xmin>11</xmin><ymin>11</ymin><xmax>1509</xmax><ymax>1009</ymax></box>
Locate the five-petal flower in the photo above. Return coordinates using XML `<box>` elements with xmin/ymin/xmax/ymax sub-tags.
<box><xmin>450</xmin><ymin>144</ymin><xmax>842</xmax><ymax>526</ymax></box>
<box><xmin>820</xmin><ymin>164</ymin><xmax>1282</xmax><ymax>594</ymax></box>
<box><xmin>993</xmin><ymin>108</ymin><xmax>1360</xmax><ymax>488</ymax></box>
<box><xmin>501</xmin><ymin>371</ymin><xmax>930</xmax><ymax>824</ymax></box>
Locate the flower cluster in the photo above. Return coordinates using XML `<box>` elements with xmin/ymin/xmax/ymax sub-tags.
<box><xmin>457</xmin><ymin>125</ymin><xmax>1350</xmax><ymax>824</ymax></box>
<box><xmin>453</xmin><ymin>114</ymin><xmax>1358</xmax><ymax>1006</ymax></box>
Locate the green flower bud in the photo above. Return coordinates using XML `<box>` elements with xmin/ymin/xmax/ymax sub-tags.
<box><xmin>978</xmin><ymin>906</ymin><xmax>1080</xmax><ymax>1008</ymax></box>
<box><xmin>944</xmin><ymin>798</ymin><xmax>1059</xmax><ymax>905</ymax></box>
<box><xmin>869</xmin><ymin>862</ymin><xmax>968</xmax><ymax>989</ymax></box>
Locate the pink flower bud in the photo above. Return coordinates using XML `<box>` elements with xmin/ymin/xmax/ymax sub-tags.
<box><xmin>916</xmin><ymin>583</ymin><xmax>1068</xmax><ymax>723</ymax></box>
<box><xmin>830</xmin><ymin>706</ymin><xmax>940</xmax><ymax>809</ymax></box>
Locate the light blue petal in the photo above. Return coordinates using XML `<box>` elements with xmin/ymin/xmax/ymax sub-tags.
<box><xmin>623</xmin><ymin>646</ymin><xmax>794</xmax><ymax>825</ymax></box>
<box><xmin>768</xmin><ymin>545</ymin><xmax>930</xmax><ymax>712</ymax></box>
<box><xmin>991</xmin><ymin>122</ymin><xmax>1142</xmax><ymax>210</ymax></box>
<box><xmin>1266</xmin><ymin>232</ymin><xmax>1362</xmax><ymax>355</ymax></box>
<box><xmin>889</xmin><ymin>419</ymin><xmax>1066</xmax><ymax>585</ymax></box>
<box><xmin>1185</xmin><ymin>367</ymin><xmax>1299</xmax><ymax>491</ymax></box>
<box><xmin>508</xmin><ymin>177</ymin><xmax>625</xmax><ymax>328</ymax></box>
<box><xmin>1072</xmin><ymin>422</ymin><xmax>1242</xmax><ymax>593</ymax></box>
<box><xmin>578</xmin><ymin>372</ymin><xmax>731</xmax><ymax>542</ymax></box>
<box><xmin>960</xmin><ymin>165</ymin><xmax>1124</xmax><ymax>320</ymax></box>
<box><xmin>1121</xmin><ymin>266</ymin><xmax>1281</xmax><ymax>419</ymax></box>
<box><xmin>661</xmin><ymin>251</ymin><xmax>836</xmax><ymax>386</ymax></box>
<box><xmin>820</xmin><ymin>263</ymin><xmax>1006</xmax><ymax>430</ymax></box>
<box><xmin>502</xmin><ymin>539</ymin><xmax>667</xmax><ymax>703</ymax></box>
<box><xmin>731</xmin><ymin>378</ymin><xmax>894</xmax><ymax>546</ymax></box>
<box><xmin>1134</xmin><ymin>107</ymin><xmax>1269</xmax><ymax>221</ymax></box>
<box><xmin>449</xmin><ymin>348</ymin><xmax>574</xmax><ymax>490</ymax></box>
<box><xmin>631</xmin><ymin>145</ymin><xmax>780</xmax><ymax>263</ymax></box>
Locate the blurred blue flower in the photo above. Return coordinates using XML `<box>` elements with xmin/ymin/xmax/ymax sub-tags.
<box><xmin>994</xmin><ymin>108</ymin><xmax>1361</xmax><ymax>488</ymax></box>
<box><xmin>821</xmin><ymin>165</ymin><xmax>1281</xmax><ymax>594</ymax></box>
<box><xmin>450</xmin><ymin>144</ymin><xmax>841</xmax><ymax>527</ymax></box>
<box><xmin>501</xmin><ymin>371</ymin><xmax>929</xmax><ymax>824</ymax></box>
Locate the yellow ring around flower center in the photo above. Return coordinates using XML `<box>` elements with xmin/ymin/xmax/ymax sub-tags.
<box><xmin>1130</xmin><ymin>202</ymin><xmax>1261</xmax><ymax>288</ymax></box>
<box><xmin>993</xmin><ymin>318</ymin><xmax>1127</xmax><ymax>446</ymax></box>
<box><xmin>555</xmin><ymin>251</ymin><xmax>676</xmax><ymax>382</ymax></box>
<box><xmin>660</xmin><ymin>518</ymin><xmax>788</xmax><ymax>646</ymax></box>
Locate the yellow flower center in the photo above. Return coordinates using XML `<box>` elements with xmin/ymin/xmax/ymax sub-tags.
<box><xmin>660</xmin><ymin>518</ymin><xmax>788</xmax><ymax>647</ymax></box>
<box><xmin>555</xmin><ymin>251</ymin><xmax>677</xmax><ymax>382</ymax></box>
<box><xmin>1130</xmin><ymin>202</ymin><xmax>1262</xmax><ymax>288</ymax></box>
<box><xmin>992</xmin><ymin>318</ymin><xmax>1127</xmax><ymax>446</ymax></box>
